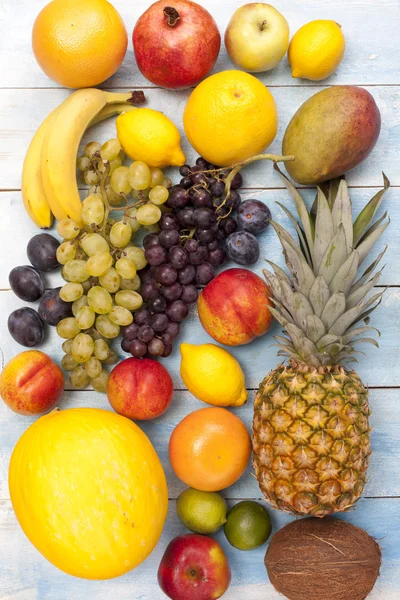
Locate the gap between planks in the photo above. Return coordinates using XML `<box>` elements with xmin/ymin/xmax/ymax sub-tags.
<box><xmin>2</xmin><ymin>83</ymin><xmax>400</xmax><ymax>91</ymax></box>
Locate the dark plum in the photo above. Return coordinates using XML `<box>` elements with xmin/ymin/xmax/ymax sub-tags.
<box><xmin>27</xmin><ymin>233</ymin><xmax>60</xmax><ymax>272</ymax></box>
<box><xmin>237</xmin><ymin>199</ymin><xmax>271</xmax><ymax>235</ymax></box>
<box><xmin>226</xmin><ymin>231</ymin><xmax>260</xmax><ymax>265</ymax></box>
<box><xmin>9</xmin><ymin>265</ymin><xmax>45</xmax><ymax>302</ymax></box>
<box><xmin>38</xmin><ymin>287</ymin><xmax>72</xmax><ymax>325</ymax></box>
<box><xmin>8</xmin><ymin>307</ymin><xmax>44</xmax><ymax>347</ymax></box>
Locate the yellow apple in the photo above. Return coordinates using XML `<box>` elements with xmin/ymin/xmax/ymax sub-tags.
<box><xmin>224</xmin><ymin>3</ymin><xmax>289</xmax><ymax>73</ymax></box>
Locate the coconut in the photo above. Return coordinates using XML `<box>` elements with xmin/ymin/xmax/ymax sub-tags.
<box><xmin>265</xmin><ymin>517</ymin><xmax>381</xmax><ymax>600</ymax></box>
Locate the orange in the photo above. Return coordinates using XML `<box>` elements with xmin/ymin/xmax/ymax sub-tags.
<box><xmin>32</xmin><ymin>0</ymin><xmax>128</xmax><ymax>89</ymax></box>
<box><xmin>169</xmin><ymin>407</ymin><xmax>251</xmax><ymax>492</ymax></box>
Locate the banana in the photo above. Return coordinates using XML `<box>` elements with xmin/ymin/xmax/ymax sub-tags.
<box><xmin>21</xmin><ymin>108</ymin><xmax>59</xmax><ymax>228</ymax></box>
<box><xmin>89</xmin><ymin>102</ymin><xmax>138</xmax><ymax>127</ymax></box>
<box><xmin>41</xmin><ymin>90</ymin><xmax>140</xmax><ymax>225</ymax></box>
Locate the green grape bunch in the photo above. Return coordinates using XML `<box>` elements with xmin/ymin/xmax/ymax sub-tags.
<box><xmin>55</xmin><ymin>138</ymin><xmax>172</xmax><ymax>391</ymax></box>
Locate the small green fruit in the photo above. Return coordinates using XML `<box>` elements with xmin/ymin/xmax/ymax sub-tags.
<box><xmin>176</xmin><ymin>488</ymin><xmax>227</xmax><ymax>535</ymax></box>
<box><xmin>224</xmin><ymin>500</ymin><xmax>271</xmax><ymax>550</ymax></box>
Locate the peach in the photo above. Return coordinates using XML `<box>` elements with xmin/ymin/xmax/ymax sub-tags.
<box><xmin>198</xmin><ymin>268</ymin><xmax>273</xmax><ymax>346</ymax></box>
<box><xmin>107</xmin><ymin>357</ymin><xmax>173</xmax><ymax>420</ymax></box>
<box><xmin>0</xmin><ymin>351</ymin><xmax>64</xmax><ymax>415</ymax></box>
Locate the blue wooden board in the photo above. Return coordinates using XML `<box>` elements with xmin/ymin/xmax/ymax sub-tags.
<box><xmin>0</xmin><ymin>0</ymin><xmax>399</xmax><ymax>598</ymax></box>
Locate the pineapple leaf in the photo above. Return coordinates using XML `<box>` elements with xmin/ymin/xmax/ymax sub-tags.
<box><xmin>292</xmin><ymin>291</ymin><xmax>314</xmax><ymax>330</ymax></box>
<box><xmin>349</xmin><ymin>246</ymin><xmax>387</xmax><ymax>295</ymax></box>
<box><xmin>275</xmin><ymin>202</ymin><xmax>313</xmax><ymax>267</ymax></box>
<box><xmin>271</xmin><ymin>297</ymin><xmax>295</xmax><ymax>324</ymax></box>
<box><xmin>313</xmin><ymin>188</ymin><xmax>335</xmax><ymax>274</ymax></box>
<box><xmin>309</xmin><ymin>275</ymin><xmax>331</xmax><ymax>317</ymax></box>
<box><xmin>316</xmin><ymin>333</ymin><xmax>341</xmax><ymax>350</ymax></box>
<box><xmin>273</xmin><ymin>164</ymin><xmax>315</xmax><ymax>250</ymax></box>
<box><xmin>331</xmin><ymin>179</ymin><xmax>353</xmax><ymax>254</ymax></box>
<box><xmin>268</xmin><ymin>305</ymin><xmax>290</xmax><ymax>328</ymax></box>
<box><xmin>355</xmin><ymin>296</ymin><xmax>384</xmax><ymax>326</ymax></box>
<box><xmin>346</xmin><ymin>270</ymin><xmax>383</xmax><ymax>309</ymax></box>
<box><xmin>353</xmin><ymin>173</ymin><xmax>390</xmax><ymax>245</ymax></box>
<box><xmin>358</xmin><ymin>211</ymin><xmax>388</xmax><ymax>247</ymax></box>
<box><xmin>265</xmin><ymin>260</ymin><xmax>292</xmax><ymax>286</ymax></box>
<box><xmin>329</xmin><ymin>250</ymin><xmax>359</xmax><ymax>295</ymax></box>
<box><xmin>326</xmin><ymin>177</ymin><xmax>345</xmax><ymax>209</ymax></box>
<box><xmin>329</xmin><ymin>303</ymin><xmax>365</xmax><ymax>336</ymax></box>
<box><xmin>351</xmin><ymin>337</ymin><xmax>380</xmax><ymax>348</ymax></box>
<box><xmin>344</xmin><ymin>326</ymin><xmax>380</xmax><ymax>344</ymax></box>
<box><xmin>318</xmin><ymin>224</ymin><xmax>348</xmax><ymax>284</ymax></box>
<box><xmin>270</xmin><ymin>220</ymin><xmax>302</xmax><ymax>254</ymax></box>
<box><xmin>262</xmin><ymin>270</ymin><xmax>283</xmax><ymax>302</ymax></box>
<box><xmin>274</xmin><ymin>335</ymin><xmax>296</xmax><ymax>349</ymax></box>
<box><xmin>280</xmin><ymin>238</ymin><xmax>316</xmax><ymax>297</ymax></box>
<box><xmin>320</xmin><ymin>292</ymin><xmax>346</xmax><ymax>329</ymax></box>
<box><xmin>306</xmin><ymin>314</ymin><xmax>326</xmax><ymax>343</ymax></box>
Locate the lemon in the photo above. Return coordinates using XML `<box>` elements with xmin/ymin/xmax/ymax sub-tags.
<box><xmin>180</xmin><ymin>342</ymin><xmax>247</xmax><ymax>407</ymax></box>
<box><xmin>116</xmin><ymin>108</ymin><xmax>186</xmax><ymax>168</ymax></box>
<box><xmin>224</xmin><ymin>501</ymin><xmax>271</xmax><ymax>551</ymax></box>
<box><xmin>183</xmin><ymin>70</ymin><xmax>278</xmax><ymax>167</ymax></box>
<box><xmin>288</xmin><ymin>20</ymin><xmax>345</xmax><ymax>81</ymax></box>
<box><xmin>177</xmin><ymin>488</ymin><xmax>227</xmax><ymax>535</ymax></box>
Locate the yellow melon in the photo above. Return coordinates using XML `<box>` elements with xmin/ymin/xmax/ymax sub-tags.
<box><xmin>9</xmin><ymin>408</ymin><xmax>168</xmax><ymax>579</ymax></box>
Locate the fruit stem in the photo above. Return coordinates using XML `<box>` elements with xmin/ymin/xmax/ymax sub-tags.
<box><xmin>260</xmin><ymin>20</ymin><xmax>268</xmax><ymax>31</ymax></box>
<box><xmin>164</xmin><ymin>6</ymin><xmax>180</xmax><ymax>26</ymax></box>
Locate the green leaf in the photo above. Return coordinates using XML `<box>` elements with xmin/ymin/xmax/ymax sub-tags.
<box><xmin>316</xmin><ymin>333</ymin><xmax>341</xmax><ymax>350</ymax></box>
<box><xmin>349</xmin><ymin>247</ymin><xmax>387</xmax><ymax>295</ymax></box>
<box><xmin>318</xmin><ymin>225</ymin><xmax>348</xmax><ymax>284</ymax></box>
<box><xmin>270</xmin><ymin>220</ymin><xmax>302</xmax><ymax>254</ymax></box>
<box><xmin>273</xmin><ymin>163</ymin><xmax>314</xmax><ymax>251</ymax></box>
<box><xmin>353</xmin><ymin>173</ymin><xmax>390</xmax><ymax>245</ymax></box>
<box><xmin>292</xmin><ymin>291</ymin><xmax>314</xmax><ymax>330</ymax></box>
<box><xmin>306</xmin><ymin>315</ymin><xmax>326</xmax><ymax>343</ymax></box>
<box><xmin>313</xmin><ymin>188</ymin><xmax>335</xmax><ymax>274</ymax></box>
<box><xmin>309</xmin><ymin>275</ymin><xmax>330</xmax><ymax>317</ymax></box>
<box><xmin>329</xmin><ymin>250</ymin><xmax>359</xmax><ymax>295</ymax></box>
<box><xmin>265</xmin><ymin>260</ymin><xmax>292</xmax><ymax>286</ymax></box>
<box><xmin>346</xmin><ymin>270</ymin><xmax>383</xmax><ymax>309</ymax></box>
<box><xmin>351</xmin><ymin>337</ymin><xmax>379</xmax><ymax>348</ymax></box>
<box><xmin>331</xmin><ymin>179</ymin><xmax>353</xmax><ymax>254</ymax></box>
<box><xmin>344</xmin><ymin>326</ymin><xmax>380</xmax><ymax>344</ymax></box>
<box><xmin>320</xmin><ymin>292</ymin><xmax>346</xmax><ymax>329</ymax></box>
<box><xmin>329</xmin><ymin>304</ymin><xmax>366</xmax><ymax>336</ymax></box>
<box><xmin>281</xmin><ymin>239</ymin><xmax>316</xmax><ymax>297</ymax></box>
<box><xmin>275</xmin><ymin>202</ymin><xmax>313</xmax><ymax>267</ymax></box>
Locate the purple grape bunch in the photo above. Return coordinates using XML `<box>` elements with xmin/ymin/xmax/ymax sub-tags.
<box><xmin>120</xmin><ymin>157</ymin><xmax>271</xmax><ymax>359</ymax></box>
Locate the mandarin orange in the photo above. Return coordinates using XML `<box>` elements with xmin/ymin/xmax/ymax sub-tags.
<box><xmin>169</xmin><ymin>407</ymin><xmax>251</xmax><ymax>492</ymax></box>
<box><xmin>32</xmin><ymin>0</ymin><xmax>127</xmax><ymax>88</ymax></box>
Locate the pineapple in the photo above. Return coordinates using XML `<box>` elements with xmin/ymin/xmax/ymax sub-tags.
<box><xmin>252</xmin><ymin>165</ymin><xmax>390</xmax><ymax>517</ymax></box>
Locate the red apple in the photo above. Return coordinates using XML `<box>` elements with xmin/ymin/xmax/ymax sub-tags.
<box><xmin>133</xmin><ymin>0</ymin><xmax>221</xmax><ymax>89</ymax></box>
<box><xmin>198</xmin><ymin>268</ymin><xmax>273</xmax><ymax>346</ymax></box>
<box><xmin>0</xmin><ymin>351</ymin><xmax>64</xmax><ymax>416</ymax></box>
<box><xmin>107</xmin><ymin>357</ymin><xmax>173</xmax><ymax>420</ymax></box>
<box><xmin>158</xmin><ymin>534</ymin><xmax>231</xmax><ymax>600</ymax></box>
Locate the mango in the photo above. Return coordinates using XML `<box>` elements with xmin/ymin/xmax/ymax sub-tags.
<box><xmin>282</xmin><ymin>86</ymin><xmax>381</xmax><ymax>184</ymax></box>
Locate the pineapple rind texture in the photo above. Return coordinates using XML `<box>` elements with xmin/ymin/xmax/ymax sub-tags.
<box><xmin>253</xmin><ymin>360</ymin><xmax>371</xmax><ymax>517</ymax></box>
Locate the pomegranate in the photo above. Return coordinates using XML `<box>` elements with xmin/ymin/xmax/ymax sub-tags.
<box><xmin>133</xmin><ymin>0</ymin><xmax>221</xmax><ymax>89</ymax></box>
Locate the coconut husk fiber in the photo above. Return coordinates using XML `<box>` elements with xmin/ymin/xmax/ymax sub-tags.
<box><xmin>265</xmin><ymin>517</ymin><xmax>381</xmax><ymax>600</ymax></box>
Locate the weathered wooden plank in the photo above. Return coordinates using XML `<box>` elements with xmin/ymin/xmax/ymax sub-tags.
<box><xmin>0</xmin><ymin>184</ymin><xmax>396</xmax><ymax>288</ymax></box>
<box><xmin>0</xmin><ymin>286</ymin><xmax>398</xmax><ymax>389</ymax></box>
<box><xmin>1</xmin><ymin>0</ymin><xmax>399</xmax><ymax>89</ymax></box>
<box><xmin>1</xmin><ymin>388</ymin><xmax>399</xmax><ymax>500</ymax></box>
<box><xmin>0</xmin><ymin>497</ymin><xmax>398</xmax><ymax>599</ymax></box>
<box><xmin>0</xmin><ymin>86</ymin><xmax>398</xmax><ymax>191</ymax></box>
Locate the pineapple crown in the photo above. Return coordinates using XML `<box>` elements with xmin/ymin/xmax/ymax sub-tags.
<box><xmin>264</xmin><ymin>165</ymin><xmax>390</xmax><ymax>367</ymax></box>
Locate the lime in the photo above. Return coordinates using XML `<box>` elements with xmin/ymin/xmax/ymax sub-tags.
<box><xmin>176</xmin><ymin>488</ymin><xmax>227</xmax><ymax>535</ymax></box>
<box><xmin>224</xmin><ymin>501</ymin><xmax>271</xmax><ymax>550</ymax></box>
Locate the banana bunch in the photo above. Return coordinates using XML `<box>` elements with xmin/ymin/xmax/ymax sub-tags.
<box><xmin>22</xmin><ymin>89</ymin><xmax>142</xmax><ymax>228</ymax></box>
